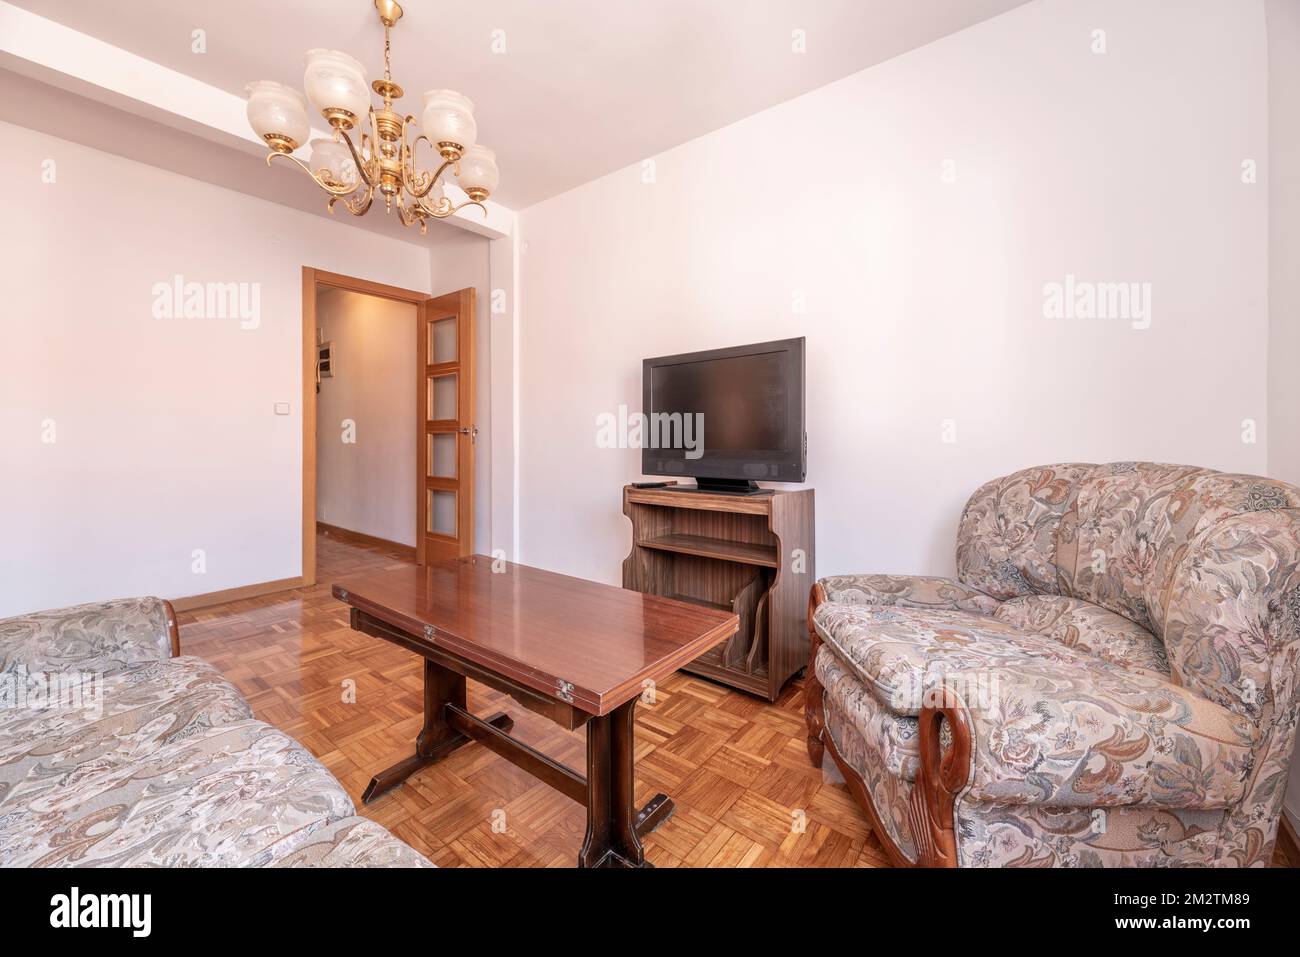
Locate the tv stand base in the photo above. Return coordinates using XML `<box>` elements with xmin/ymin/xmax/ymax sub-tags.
<box><xmin>688</xmin><ymin>478</ymin><xmax>762</xmax><ymax>495</ymax></box>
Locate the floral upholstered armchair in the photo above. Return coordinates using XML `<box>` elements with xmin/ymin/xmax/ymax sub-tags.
<box><xmin>804</xmin><ymin>462</ymin><xmax>1300</xmax><ymax>867</ymax></box>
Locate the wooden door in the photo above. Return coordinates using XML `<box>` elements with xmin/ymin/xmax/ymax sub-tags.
<box><xmin>417</xmin><ymin>288</ymin><xmax>475</xmax><ymax>564</ymax></box>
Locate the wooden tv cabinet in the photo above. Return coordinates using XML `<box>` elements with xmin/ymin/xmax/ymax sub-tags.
<box><xmin>621</xmin><ymin>483</ymin><xmax>815</xmax><ymax>701</ymax></box>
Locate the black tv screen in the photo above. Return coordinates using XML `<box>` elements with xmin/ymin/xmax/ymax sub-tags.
<box><xmin>641</xmin><ymin>337</ymin><xmax>805</xmax><ymax>491</ymax></box>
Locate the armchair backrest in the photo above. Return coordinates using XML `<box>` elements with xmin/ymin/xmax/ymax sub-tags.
<box><xmin>957</xmin><ymin>462</ymin><xmax>1300</xmax><ymax>722</ymax></box>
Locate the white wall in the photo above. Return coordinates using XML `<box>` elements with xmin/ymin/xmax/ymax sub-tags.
<box><xmin>1267</xmin><ymin>0</ymin><xmax>1300</xmax><ymax>489</ymax></box>
<box><xmin>1265</xmin><ymin>0</ymin><xmax>1300</xmax><ymax>837</ymax></box>
<box><xmin>0</xmin><ymin>120</ymin><xmax>430</xmax><ymax>616</ymax></box>
<box><xmin>515</xmin><ymin>0</ymin><xmax>1270</xmax><ymax>586</ymax></box>
<box><xmin>488</xmin><ymin>233</ymin><xmax>521</xmax><ymax>560</ymax></box>
<box><xmin>315</xmin><ymin>289</ymin><xmax>417</xmax><ymax>547</ymax></box>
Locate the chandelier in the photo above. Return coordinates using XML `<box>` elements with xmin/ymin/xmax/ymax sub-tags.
<box><xmin>244</xmin><ymin>0</ymin><xmax>498</xmax><ymax>234</ymax></box>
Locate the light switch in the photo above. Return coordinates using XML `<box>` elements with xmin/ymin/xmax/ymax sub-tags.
<box><xmin>274</xmin><ymin>402</ymin><xmax>291</xmax><ymax>415</ymax></box>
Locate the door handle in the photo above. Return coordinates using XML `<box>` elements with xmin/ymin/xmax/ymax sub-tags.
<box><xmin>457</xmin><ymin>425</ymin><xmax>478</xmax><ymax>444</ymax></box>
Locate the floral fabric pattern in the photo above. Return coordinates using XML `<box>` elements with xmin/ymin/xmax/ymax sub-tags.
<box><xmin>956</xmin><ymin>464</ymin><xmax>1093</xmax><ymax>599</ymax></box>
<box><xmin>816</xmin><ymin>461</ymin><xmax>1300</xmax><ymax>866</ymax></box>
<box><xmin>815</xmin><ymin>601</ymin><xmax>1253</xmax><ymax>809</ymax></box>
<box><xmin>0</xmin><ymin>597</ymin><xmax>174</xmax><ymax>675</ymax></box>
<box><xmin>0</xmin><ymin>599</ymin><xmax>430</xmax><ymax>868</ymax></box>
<box><xmin>964</xmin><ymin>657</ymin><xmax>1252</xmax><ymax>809</ymax></box>
<box><xmin>992</xmin><ymin>595</ymin><xmax>1169</xmax><ymax>679</ymax></box>
<box><xmin>815</xmin><ymin>645</ymin><xmax>919</xmax><ymax>780</ymax></box>
<box><xmin>815</xmin><ymin>602</ymin><xmax>1092</xmax><ymax>715</ymax></box>
<box><xmin>0</xmin><ymin>720</ymin><xmax>357</xmax><ymax>866</ymax></box>
<box><xmin>958</xmin><ymin>803</ymin><xmax>1224</xmax><ymax>867</ymax></box>
<box><xmin>819</xmin><ymin>574</ymin><xmax>1000</xmax><ymax>615</ymax></box>
<box><xmin>0</xmin><ymin>656</ymin><xmax>252</xmax><ymax>809</ymax></box>
<box><xmin>823</xmin><ymin>690</ymin><xmax>918</xmax><ymax>863</ymax></box>
<box><xmin>263</xmin><ymin>817</ymin><xmax>434</xmax><ymax>868</ymax></box>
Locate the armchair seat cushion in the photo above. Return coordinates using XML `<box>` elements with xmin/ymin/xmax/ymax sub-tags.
<box><xmin>992</xmin><ymin>595</ymin><xmax>1170</xmax><ymax>679</ymax></box>
<box><xmin>814</xmin><ymin>601</ymin><xmax>1256</xmax><ymax>809</ymax></box>
<box><xmin>814</xmin><ymin>602</ymin><xmax>1088</xmax><ymax>715</ymax></box>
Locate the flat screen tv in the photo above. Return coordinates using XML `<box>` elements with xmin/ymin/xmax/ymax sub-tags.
<box><xmin>641</xmin><ymin>337</ymin><xmax>806</xmax><ymax>494</ymax></box>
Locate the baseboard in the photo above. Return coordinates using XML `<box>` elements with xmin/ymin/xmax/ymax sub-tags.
<box><xmin>171</xmin><ymin>576</ymin><xmax>304</xmax><ymax>612</ymax></box>
<box><xmin>317</xmin><ymin>521</ymin><xmax>417</xmax><ymax>560</ymax></box>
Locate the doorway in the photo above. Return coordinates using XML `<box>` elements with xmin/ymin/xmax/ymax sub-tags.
<box><xmin>301</xmin><ymin>268</ymin><xmax>477</xmax><ymax>586</ymax></box>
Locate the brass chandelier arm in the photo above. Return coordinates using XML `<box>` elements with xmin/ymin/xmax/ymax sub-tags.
<box><xmin>415</xmin><ymin>193</ymin><xmax>452</xmax><ymax>217</ymax></box>
<box><xmin>265</xmin><ymin>152</ymin><xmax>363</xmax><ymax>196</ymax></box>
<box><xmin>329</xmin><ymin>185</ymin><xmax>376</xmax><ymax>217</ymax></box>
<box><xmin>403</xmin><ymin>129</ymin><xmax>454</xmax><ymax>199</ymax></box>
<box><xmin>337</xmin><ymin>125</ymin><xmax>380</xmax><ymax>188</ymax></box>
<box><xmin>264</xmin><ymin>147</ymin><xmax>483</xmax><ymax>220</ymax></box>
<box><xmin>416</xmin><ymin>196</ymin><xmax>488</xmax><ymax>220</ymax></box>
<box><xmin>450</xmin><ymin>200</ymin><xmax>488</xmax><ymax>219</ymax></box>
<box><xmin>395</xmin><ymin>195</ymin><xmax>425</xmax><ymax>228</ymax></box>
<box><xmin>343</xmin><ymin>187</ymin><xmax>376</xmax><ymax>216</ymax></box>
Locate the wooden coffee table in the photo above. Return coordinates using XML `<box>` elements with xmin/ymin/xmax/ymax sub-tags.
<box><xmin>332</xmin><ymin>555</ymin><xmax>738</xmax><ymax>868</ymax></box>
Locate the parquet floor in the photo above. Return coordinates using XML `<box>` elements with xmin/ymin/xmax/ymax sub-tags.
<box><xmin>179</xmin><ymin>533</ymin><xmax>890</xmax><ymax>867</ymax></box>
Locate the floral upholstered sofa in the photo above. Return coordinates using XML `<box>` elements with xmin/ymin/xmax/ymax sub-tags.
<box><xmin>0</xmin><ymin>597</ymin><xmax>430</xmax><ymax>867</ymax></box>
<box><xmin>804</xmin><ymin>462</ymin><xmax>1300</xmax><ymax>867</ymax></box>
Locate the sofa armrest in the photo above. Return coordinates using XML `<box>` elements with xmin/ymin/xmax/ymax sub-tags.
<box><xmin>0</xmin><ymin>596</ymin><xmax>178</xmax><ymax>675</ymax></box>
<box><xmin>817</xmin><ymin>574</ymin><xmax>1001</xmax><ymax>615</ymax></box>
<box><xmin>923</xmin><ymin>661</ymin><xmax>1255</xmax><ymax>812</ymax></box>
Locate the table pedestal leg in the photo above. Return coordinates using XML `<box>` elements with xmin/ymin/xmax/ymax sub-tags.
<box><xmin>362</xmin><ymin>658</ymin><xmax>513</xmax><ymax>804</ymax></box>
<box><xmin>578</xmin><ymin>697</ymin><xmax>675</xmax><ymax>868</ymax></box>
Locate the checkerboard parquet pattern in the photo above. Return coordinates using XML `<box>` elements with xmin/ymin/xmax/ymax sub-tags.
<box><xmin>178</xmin><ymin>533</ymin><xmax>890</xmax><ymax>867</ymax></box>
<box><xmin>179</xmin><ymin>533</ymin><xmax>1297</xmax><ymax>867</ymax></box>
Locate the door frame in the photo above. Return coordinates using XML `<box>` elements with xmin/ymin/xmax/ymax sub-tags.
<box><xmin>301</xmin><ymin>267</ymin><xmax>429</xmax><ymax>587</ymax></box>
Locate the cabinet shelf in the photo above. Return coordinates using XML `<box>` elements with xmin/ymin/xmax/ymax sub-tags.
<box><xmin>666</xmin><ymin>593</ymin><xmax>732</xmax><ymax>612</ymax></box>
<box><xmin>622</xmin><ymin>484</ymin><xmax>814</xmax><ymax>701</ymax></box>
<box><xmin>637</xmin><ymin>533</ymin><xmax>779</xmax><ymax>568</ymax></box>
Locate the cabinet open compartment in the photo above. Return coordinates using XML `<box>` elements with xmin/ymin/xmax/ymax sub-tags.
<box><xmin>621</xmin><ymin>484</ymin><xmax>814</xmax><ymax>701</ymax></box>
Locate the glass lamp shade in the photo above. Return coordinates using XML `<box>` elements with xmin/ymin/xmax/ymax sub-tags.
<box><xmin>456</xmin><ymin>145</ymin><xmax>499</xmax><ymax>201</ymax></box>
<box><xmin>245</xmin><ymin>81</ymin><xmax>309</xmax><ymax>152</ymax></box>
<box><xmin>308</xmin><ymin>139</ymin><xmax>358</xmax><ymax>189</ymax></box>
<box><xmin>303</xmin><ymin>49</ymin><xmax>369</xmax><ymax>127</ymax></box>
<box><xmin>421</xmin><ymin>90</ymin><xmax>477</xmax><ymax>156</ymax></box>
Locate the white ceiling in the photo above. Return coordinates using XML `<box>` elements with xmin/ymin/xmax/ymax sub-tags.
<box><xmin>9</xmin><ymin>0</ymin><xmax>1029</xmax><ymax>209</ymax></box>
